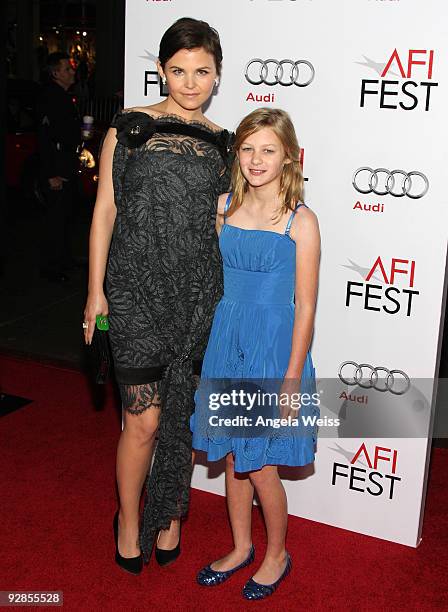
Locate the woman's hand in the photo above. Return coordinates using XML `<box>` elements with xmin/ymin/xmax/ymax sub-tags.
<box><xmin>83</xmin><ymin>292</ymin><xmax>109</xmax><ymax>345</ymax></box>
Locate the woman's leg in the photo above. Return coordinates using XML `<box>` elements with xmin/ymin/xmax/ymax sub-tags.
<box><xmin>210</xmin><ymin>453</ymin><xmax>255</xmax><ymax>571</ymax></box>
<box><xmin>116</xmin><ymin>383</ymin><xmax>161</xmax><ymax>557</ymax></box>
<box><xmin>248</xmin><ymin>465</ymin><xmax>288</xmax><ymax>584</ymax></box>
<box><xmin>156</xmin><ymin>519</ymin><xmax>181</xmax><ymax>549</ymax></box>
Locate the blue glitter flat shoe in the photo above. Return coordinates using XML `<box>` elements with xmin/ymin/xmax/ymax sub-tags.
<box><xmin>196</xmin><ymin>546</ymin><xmax>255</xmax><ymax>586</ymax></box>
<box><xmin>242</xmin><ymin>553</ymin><xmax>292</xmax><ymax>600</ymax></box>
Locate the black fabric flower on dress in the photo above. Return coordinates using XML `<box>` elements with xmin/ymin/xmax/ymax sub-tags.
<box><xmin>112</xmin><ymin>110</ymin><xmax>236</xmax><ymax>161</ymax></box>
<box><xmin>112</xmin><ymin>111</ymin><xmax>157</xmax><ymax>148</ymax></box>
<box><xmin>214</xmin><ymin>129</ymin><xmax>236</xmax><ymax>165</ymax></box>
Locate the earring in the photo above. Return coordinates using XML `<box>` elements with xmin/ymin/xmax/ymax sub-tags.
<box><xmin>214</xmin><ymin>78</ymin><xmax>220</xmax><ymax>87</ymax></box>
<box><xmin>162</xmin><ymin>76</ymin><xmax>167</xmax><ymax>85</ymax></box>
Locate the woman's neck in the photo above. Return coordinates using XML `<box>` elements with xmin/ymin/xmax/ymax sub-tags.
<box><xmin>156</xmin><ymin>97</ymin><xmax>204</xmax><ymax>122</ymax></box>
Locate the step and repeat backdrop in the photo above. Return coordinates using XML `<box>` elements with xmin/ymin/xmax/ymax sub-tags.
<box><xmin>124</xmin><ymin>0</ymin><xmax>448</xmax><ymax>547</ymax></box>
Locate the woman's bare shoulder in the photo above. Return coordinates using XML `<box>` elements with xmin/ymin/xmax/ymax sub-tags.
<box><xmin>121</xmin><ymin>104</ymin><xmax>160</xmax><ymax>118</ymax></box>
<box><xmin>127</xmin><ymin>105</ymin><xmax>224</xmax><ymax>131</ymax></box>
<box><xmin>205</xmin><ymin>117</ymin><xmax>225</xmax><ymax>132</ymax></box>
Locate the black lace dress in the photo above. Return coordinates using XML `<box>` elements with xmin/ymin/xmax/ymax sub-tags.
<box><xmin>107</xmin><ymin>110</ymin><xmax>233</xmax><ymax>560</ymax></box>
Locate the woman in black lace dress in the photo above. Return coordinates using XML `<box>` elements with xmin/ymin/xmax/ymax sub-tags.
<box><xmin>83</xmin><ymin>18</ymin><xmax>233</xmax><ymax>572</ymax></box>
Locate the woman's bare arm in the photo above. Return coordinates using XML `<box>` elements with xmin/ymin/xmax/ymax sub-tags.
<box><xmin>83</xmin><ymin>127</ymin><xmax>118</xmax><ymax>344</ymax></box>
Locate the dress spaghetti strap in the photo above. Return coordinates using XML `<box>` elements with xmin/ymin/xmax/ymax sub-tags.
<box><xmin>285</xmin><ymin>202</ymin><xmax>307</xmax><ymax>237</ymax></box>
<box><xmin>223</xmin><ymin>192</ymin><xmax>232</xmax><ymax>223</ymax></box>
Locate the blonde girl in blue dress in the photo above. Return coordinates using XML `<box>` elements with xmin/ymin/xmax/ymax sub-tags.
<box><xmin>191</xmin><ymin>108</ymin><xmax>320</xmax><ymax>601</ymax></box>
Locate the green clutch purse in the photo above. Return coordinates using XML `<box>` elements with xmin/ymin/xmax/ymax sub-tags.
<box><xmin>88</xmin><ymin>315</ymin><xmax>111</xmax><ymax>384</ymax></box>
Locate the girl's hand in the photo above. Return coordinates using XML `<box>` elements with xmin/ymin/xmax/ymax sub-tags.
<box><xmin>279</xmin><ymin>376</ymin><xmax>301</xmax><ymax>420</ymax></box>
<box><xmin>83</xmin><ymin>293</ymin><xmax>108</xmax><ymax>345</ymax></box>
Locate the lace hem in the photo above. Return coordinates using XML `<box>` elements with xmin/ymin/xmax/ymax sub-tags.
<box><xmin>119</xmin><ymin>382</ymin><xmax>161</xmax><ymax>414</ymax></box>
<box><xmin>139</xmin><ymin>361</ymin><xmax>195</xmax><ymax>561</ymax></box>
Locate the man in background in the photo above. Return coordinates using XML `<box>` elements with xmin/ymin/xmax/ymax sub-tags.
<box><xmin>36</xmin><ymin>52</ymin><xmax>81</xmax><ymax>283</ymax></box>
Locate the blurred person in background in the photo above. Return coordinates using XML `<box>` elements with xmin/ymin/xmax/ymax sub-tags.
<box><xmin>36</xmin><ymin>52</ymin><xmax>81</xmax><ymax>283</ymax></box>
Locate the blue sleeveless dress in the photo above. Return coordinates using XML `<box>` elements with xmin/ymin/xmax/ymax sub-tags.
<box><xmin>191</xmin><ymin>195</ymin><xmax>318</xmax><ymax>472</ymax></box>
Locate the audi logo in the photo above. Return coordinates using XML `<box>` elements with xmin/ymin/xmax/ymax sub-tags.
<box><xmin>245</xmin><ymin>58</ymin><xmax>315</xmax><ymax>87</ymax></box>
<box><xmin>339</xmin><ymin>361</ymin><xmax>410</xmax><ymax>395</ymax></box>
<box><xmin>352</xmin><ymin>167</ymin><xmax>429</xmax><ymax>199</ymax></box>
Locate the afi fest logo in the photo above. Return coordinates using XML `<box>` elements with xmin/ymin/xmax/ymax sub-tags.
<box><xmin>332</xmin><ymin>443</ymin><xmax>401</xmax><ymax>500</ymax></box>
<box><xmin>359</xmin><ymin>49</ymin><xmax>437</xmax><ymax>111</ymax></box>
<box><xmin>345</xmin><ymin>256</ymin><xmax>419</xmax><ymax>317</ymax></box>
<box><xmin>140</xmin><ymin>50</ymin><xmax>168</xmax><ymax>98</ymax></box>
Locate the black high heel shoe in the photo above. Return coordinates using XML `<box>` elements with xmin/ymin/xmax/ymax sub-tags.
<box><xmin>113</xmin><ymin>511</ymin><xmax>143</xmax><ymax>575</ymax></box>
<box><xmin>155</xmin><ymin>521</ymin><xmax>182</xmax><ymax>567</ymax></box>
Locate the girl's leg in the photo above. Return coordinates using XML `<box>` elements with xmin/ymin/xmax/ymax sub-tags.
<box><xmin>248</xmin><ymin>465</ymin><xmax>288</xmax><ymax>584</ymax></box>
<box><xmin>210</xmin><ymin>453</ymin><xmax>255</xmax><ymax>571</ymax></box>
<box><xmin>116</xmin><ymin>383</ymin><xmax>161</xmax><ymax>557</ymax></box>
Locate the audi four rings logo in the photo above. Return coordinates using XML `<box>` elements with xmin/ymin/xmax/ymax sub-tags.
<box><xmin>339</xmin><ymin>361</ymin><xmax>411</xmax><ymax>395</ymax></box>
<box><xmin>352</xmin><ymin>167</ymin><xmax>429</xmax><ymax>199</ymax></box>
<box><xmin>245</xmin><ymin>59</ymin><xmax>315</xmax><ymax>87</ymax></box>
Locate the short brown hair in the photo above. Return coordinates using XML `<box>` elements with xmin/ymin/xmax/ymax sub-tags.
<box><xmin>158</xmin><ymin>17</ymin><xmax>223</xmax><ymax>75</ymax></box>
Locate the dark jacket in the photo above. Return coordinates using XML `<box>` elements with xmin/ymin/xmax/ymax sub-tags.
<box><xmin>36</xmin><ymin>81</ymin><xmax>81</xmax><ymax>180</ymax></box>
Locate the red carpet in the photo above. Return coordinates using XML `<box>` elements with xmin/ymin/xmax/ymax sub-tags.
<box><xmin>1</xmin><ymin>355</ymin><xmax>447</xmax><ymax>611</ymax></box>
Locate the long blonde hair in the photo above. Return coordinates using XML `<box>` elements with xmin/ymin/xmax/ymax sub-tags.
<box><xmin>228</xmin><ymin>108</ymin><xmax>304</xmax><ymax>218</ymax></box>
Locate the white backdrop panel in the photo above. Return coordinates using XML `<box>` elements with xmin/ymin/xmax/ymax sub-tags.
<box><xmin>124</xmin><ymin>0</ymin><xmax>448</xmax><ymax>547</ymax></box>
